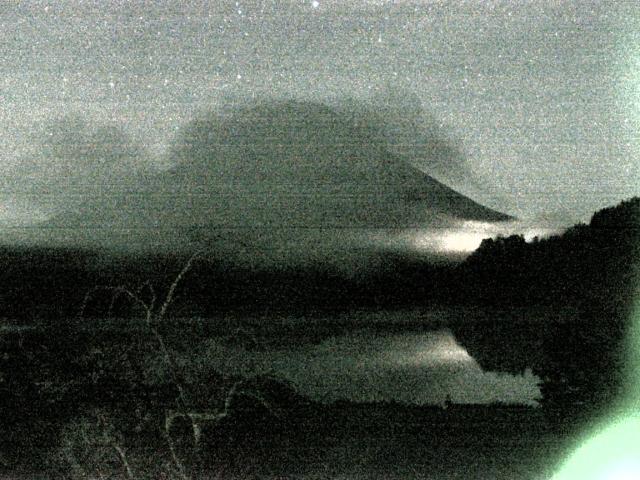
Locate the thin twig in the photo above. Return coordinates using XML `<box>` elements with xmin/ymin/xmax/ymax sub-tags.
<box><xmin>107</xmin><ymin>289</ymin><xmax>125</xmax><ymax>318</ymax></box>
<box><xmin>113</xmin><ymin>444</ymin><xmax>136</xmax><ymax>480</ymax></box>
<box><xmin>164</xmin><ymin>411</ymin><xmax>192</xmax><ymax>480</ymax></box>
<box><xmin>79</xmin><ymin>285</ymin><xmax>151</xmax><ymax>320</ymax></box>
<box><xmin>96</xmin><ymin>413</ymin><xmax>137</xmax><ymax>480</ymax></box>
<box><xmin>158</xmin><ymin>251</ymin><xmax>201</xmax><ymax>321</ymax></box>
<box><xmin>137</xmin><ymin>280</ymin><xmax>157</xmax><ymax>314</ymax></box>
<box><xmin>76</xmin><ymin>250</ymin><xmax>211</xmax><ymax>480</ymax></box>
<box><xmin>224</xmin><ymin>380</ymin><xmax>278</xmax><ymax>418</ymax></box>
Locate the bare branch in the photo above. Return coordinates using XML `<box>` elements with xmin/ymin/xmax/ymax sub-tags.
<box><xmin>227</xmin><ymin>388</ymin><xmax>279</xmax><ymax>419</ymax></box>
<box><xmin>114</xmin><ymin>287</ymin><xmax>152</xmax><ymax>321</ymax></box>
<box><xmin>147</xmin><ymin>324</ymin><xmax>189</xmax><ymax>410</ymax></box>
<box><xmin>137</xmin><ymin>280</ymin><xmax>157</xmax><ymax>315</ymax></box>
<box><xmin>158</xmin><ymin>251</ymin><xmax>202</xmax><ymax>322</ymax></box>
<box><xmin>76</xmin><ymin>250</ymin><xmax>220</xmax><ymax>479</ymax></box>
<box><xmin>78</xmin><ymin>285</ymin><xmax>151</xmax><ymax>320</ymax></box>
<box><xmin>107</xmin><ymin>289</ymin><xmax>125</xmax><ymax>318</ymax></box>
<box><xmin>96</xmin><ymin>413</ymin><xmax>137</xmax><ymax>480</ymax></box>
<box><xmin>113</xmin><ymin>444</ymin><xmax>136</xmax><ymax>480</ymax></box>
<box><xmin>163</xmin><ymin>411</ymin><xmax>192</xmax><ymax>480</ymax></box>
<box><xmin>77</xmin><ymin>286</ymin><xmax>98</xmax><ymax>319</ymax></box>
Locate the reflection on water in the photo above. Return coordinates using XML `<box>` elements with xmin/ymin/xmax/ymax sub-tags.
<box><xmin>198</xmin><ymin>329</ymin><xmax>542</xmax><ymax>406</ymax></box>
<box><xmin>390</xmin><ymin>330</ymin><xmax>476</xmax><ymax>366</ymax></box>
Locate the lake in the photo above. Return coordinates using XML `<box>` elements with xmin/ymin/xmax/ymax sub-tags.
<box><xmin>157</xmin><ymin>309</ymin><xmax>545</xmax><ymax>407</ymax></box>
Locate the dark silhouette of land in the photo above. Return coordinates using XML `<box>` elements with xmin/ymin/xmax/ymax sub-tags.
<box><xmin>0</xmin><ymin>197</ymin><xmax>638</xmax><ymax>477</ymax></box>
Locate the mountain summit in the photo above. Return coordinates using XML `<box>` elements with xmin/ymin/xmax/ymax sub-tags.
<box><xmin>20</xmin><ymin>100</ymin><xmax>511</xmax><ymax>263</ymax></box>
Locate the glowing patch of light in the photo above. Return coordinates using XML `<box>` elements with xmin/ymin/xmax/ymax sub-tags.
<box><xmin>551</xmin><ymin>415</ymin><xmax>640</xmax><ymax>480</ymax></box>
<box><xmin>414</xmin><ymin>342</ymin><xmax>475</xmax><ymax>364</ymax></box>
<box><xmin>409</xmin><ymin>220</ymin><xmax>498</xmax><ymax>253</ymax></box>
<box><xmin>552</xmin><ymin>302</ymin><xmax>640</xmax><ymax>479</ymax></box>
<box><xmin>394</xmin><ymin>331</ymin><xmax>476</xmax><ymax>367</ymax></box>
<box><xmin>439</xmin><ymin>229</ymin><xmax>487</xmax><ymax>253</ymax></box>
<box><xmin>0</xmin><ymin>197</ymin><xmax>50</xmax><ymax>225</ymax></box>
<box><xmin>408</xmin><ymin>220</ymin><xmax>563</xmax><ymax>254</ymax></box>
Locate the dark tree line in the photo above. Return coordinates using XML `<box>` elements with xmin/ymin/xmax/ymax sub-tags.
<box><xmin>451</xmin><ymin>197</ymin><xmax>640</xmax><ymax>416</ymax></box>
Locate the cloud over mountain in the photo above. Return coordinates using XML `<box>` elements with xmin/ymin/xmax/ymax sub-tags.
<box><xmin>14</xmin><ymin>97</ymin><xmax>511</xmax><ymax>267</ymax></box>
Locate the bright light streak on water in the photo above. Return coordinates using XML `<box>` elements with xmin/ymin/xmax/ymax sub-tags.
<box><xmin>191</xmin><ymin>329</ymin><xmax>542</xmax><ymax>406</ymax></box>
<box><xmin>392</xmin><ymin>330</ymin><xmax>476</xmax><ymax>366</ymax></box>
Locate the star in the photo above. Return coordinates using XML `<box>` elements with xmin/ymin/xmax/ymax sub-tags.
<box><xmin>312</xmin><ymin>1</ymin><xmax>319</xmax><ymax>8</ymax></box>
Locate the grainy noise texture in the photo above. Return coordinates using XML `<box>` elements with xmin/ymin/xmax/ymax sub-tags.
<box><xmin>0</xmin><ymin>2</ymin><xmax>638</xmax><ymax>479</ymax></box>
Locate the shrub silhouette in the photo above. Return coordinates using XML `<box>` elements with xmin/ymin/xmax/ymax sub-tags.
<box><xmin>454</xmin><ymin>197</ymin><xmax>640</xmax><ymax>415</ymax></box>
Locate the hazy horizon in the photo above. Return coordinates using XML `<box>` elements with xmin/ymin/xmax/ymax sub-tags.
<box><xmin>0</xmin><ymin>0</ymin><xmax>637</xmax><ymax>266</ymax></box>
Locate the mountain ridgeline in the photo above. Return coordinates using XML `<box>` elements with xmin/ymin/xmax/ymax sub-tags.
<box><xmin>14</xmin><ymin>99</ymin><xmax>510</xmax><ymax>263</ymax></box>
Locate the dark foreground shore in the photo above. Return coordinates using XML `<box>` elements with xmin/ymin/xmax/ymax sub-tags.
<box><xmin>5</xmin><ymin>398</ymin><xmax>574</xmax><ymax>480</ymax></box>
<box><xmin>0</xmin><ymin>318</ymin><xmax>604</xmax><ymax>479</ymax></box>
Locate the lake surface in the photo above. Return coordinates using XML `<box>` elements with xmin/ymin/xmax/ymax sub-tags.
<box><xmin>196</xmin><ymin>327</ymin><xmax>542</xmax><ymax>406</ymax></box>
<box><xmin>3</xmin><ymin>308</ymin><xmax>544</xmax><ymax>406</ymax></box>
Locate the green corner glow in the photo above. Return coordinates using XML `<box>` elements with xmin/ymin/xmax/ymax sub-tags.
<box><xmin>626</xmin><ymin>299</ymin><xmax>640</xmax><ymax>405</ymax></box>
<box><xmin>552</xmin><ymin>298</ymin><xmax>640</xmax><ymax>479</ymax></box>
<box><xmin>551</xmin><ymin>414</ymin><xmax>640</xmax><ymax>480</ymax></box>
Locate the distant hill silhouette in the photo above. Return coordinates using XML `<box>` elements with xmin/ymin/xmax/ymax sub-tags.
<box><xmin>17</xmin><ymin>99</ymin><xmax>511</xmax><ymax>266</ymax></box>
<box><xmin>451</xmin><ymin>197</ymin><xmax>640</xmax><ymax>415</ymax></box>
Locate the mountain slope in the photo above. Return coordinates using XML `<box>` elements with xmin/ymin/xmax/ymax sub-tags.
<box><xmin>22</xmin><ymin>100</ymin><xmax>511</xmax><ymax>261</ymax></box>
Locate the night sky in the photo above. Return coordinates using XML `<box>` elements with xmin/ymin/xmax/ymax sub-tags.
<box><xmin>0</xmin><ymin>0</ymin><xmax>638</xmax><ymax>257</ymax></box>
